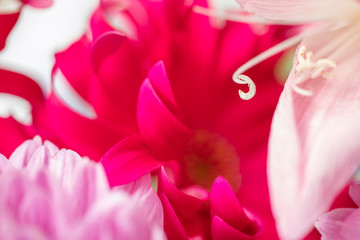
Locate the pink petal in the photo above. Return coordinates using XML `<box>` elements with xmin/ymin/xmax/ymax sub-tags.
<box><xmin>117</xmin><ymin>174</ymin><xmax>164</xmax><ymax>229</ymax></box>
<box><xmin>9</xmin><ymin>137</ymin><xmax>42</xmax><ymax>168</ymax></box>
<box><xmin>314</xmin><ymin>208</ymin><xmax>356</xmax><ymax>240</ymax></box>
<box><xmin>0</xmin><ymin>153</ymin><xmax>11</xmax><ymax>174</ymax></box>
<box><xmin>236</xmin><ymin>0</ymin><xmax>358</xmax><ymax>23</ymax></box>
<box><xmin>349</xmin><ymin>184</ymin><xmax>360</xmax><ymax>207</ymax></box>
<box><xmin>268</xmin><ymin>31</ymin><xmax>360</xmax><ymax>239</ymax></box>
<box><xmin>70</xmin><ymin>161</ymin><xmax>110</xmax><ymax>218</ymax></box>
<box><xmin>26</xmin><ymin>146</ymin><xmax>51</xmax><ymax>170</ymax></box>
<box><xmin>21</xmin><ymin>0</ymin><xmax>53</xmax><ymax>8</ymax></box>
<box><xmin>101</xmin><ymin>135</ymin><xmax>165</xmax><ymax>187</ymax></box>
<box><xmin>48</xmin><ymin>149</ymin><xmax>85</xmax><ymax>186</ymax></box>
<box><xmin>340</xmin><ymin>208</ymin><xmax>360</xmax><ymax>239</ymax></box>
<box><xmin>137</xmin><ymin>61</ymin><xmax>193</xmax><ymax>161</ymax></box>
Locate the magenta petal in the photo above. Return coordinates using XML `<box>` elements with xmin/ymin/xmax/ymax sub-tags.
<box><xmin>210</xmin><ymin>176</ymin><xmax>261</xmax><ymax>236</ymax></box>
<box><xmin>0</xmin><ymin>118</ymin><xmax>35</xmax><ymax>158</ymax></box>
<box><xmin>0</xmin><ymin>13</ymin><xmax>20</xmax><ymax>51</ymax></box>
<box><xmin>137</xmin><ymin>62</ymin><xmax>192</xmax><ymax>160</ymax></box>
<box><xmin>211</xmin><ymin>216</ymin><xmax>254</xmax><ymax>240</ymax></box>
<box><xmin>44</xmin><ymin>92</ymin><xmax>124</xmax><ymax>160</ymax></box>
<box><xmin>158</xmin><ymin>167</ymin><xmax>207</xmax><ymax>216</ymax></box>
<box><xmin>54</xmin><ymin>36</ymin><xmax>93</xmax><ymax>101</ymax></box>
<box><xmin>0</xmin><ymin>69</ymin><xmax>44</xmax><ymax>105</ymax></box>
<box><xmin>101</xmin><ymin>135</ymin><xmax>165</xmax><ymax>187</ymax></box>
<box><xmin>157</xmin><ymin>167</ymin><xmax>210</xmax><ymax>238</ymax></box>
<box><xmin>91</xmin><ymin>31</ymin><xmax>125</xmax><ymax>76</ymax></box>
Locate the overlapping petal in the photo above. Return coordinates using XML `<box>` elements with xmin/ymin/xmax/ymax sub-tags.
<box><xmin>0</xmin><ymin>137</ymin><xmax>165</xmax><ymax>239</ymax></box>
<box><xmin>268</xmin><ymin>31</ymin><xmax>360</xmax><ymax>239</ymax></box>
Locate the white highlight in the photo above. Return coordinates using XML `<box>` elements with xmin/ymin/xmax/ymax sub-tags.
<box><xmin>53</xmin><ymin>69</ymin><xmax>97</xmax><ymax>119</ymax></box>
<box><xmin>0</xmin><ymin>93</ymin><xmax>32</xmax><ymax>125</ymax></box>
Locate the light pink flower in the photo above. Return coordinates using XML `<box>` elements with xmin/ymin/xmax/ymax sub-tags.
<box><xmin>315</xmin><ymin>184</ymin><xmax>360</xmax><ymax>240</ymax></box>
<box><xmin>235</xmin><ymin>0</ymin><xmax>360</xmax><ymax>239</ymax></box>
<box><xmin>0</xmin><ymin>136</ymin><xmax>165</xmax><ymax>240</ymax></box>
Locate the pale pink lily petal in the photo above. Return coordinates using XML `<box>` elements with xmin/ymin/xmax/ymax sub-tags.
<box><xmin>236</xmin><ymin>0</ymin><xmax>360</xmax><ymax>24</ymax></box>
<box><xmin>268</xmin><ymin>33</ymin><xmax>360</xmax><ymax>239</ymax></box>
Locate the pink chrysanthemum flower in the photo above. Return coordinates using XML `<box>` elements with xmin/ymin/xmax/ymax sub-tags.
<box><xmin>0</xmin><ymin>136</ymin><xmax>165</xmax><ymax>240</ymax></box>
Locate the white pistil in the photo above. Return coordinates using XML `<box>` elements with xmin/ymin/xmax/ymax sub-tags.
<box><xmin>233</xmin><ymin>74</ymin><xmax>256</xmax><ymax>100</ymax></box>
<box><xmin>293</xmin><ymin>45</ymin><xmax>336</xmax><ymax>96</ymax></box>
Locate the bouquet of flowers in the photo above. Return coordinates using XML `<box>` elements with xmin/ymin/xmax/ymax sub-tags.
<box><xmin>1</xmin><ymin>0</ymin><xmax>359</xmax><ymax>239</ymax></box>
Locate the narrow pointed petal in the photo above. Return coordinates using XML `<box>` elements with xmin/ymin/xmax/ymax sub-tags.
<box><xmin>236</xmin><ymin>0</ymin><xmax>360</xmax><ymax>24</ymax></box>
<box><xmin>9</xmin><ymin>136</ymin><xmax>42</xmax><ymax>168</ymax></box>
<box><xmin>27</xmin><ymin>146</ymin><xmax>51</xmax><ymax>170</ymax></box>
<box><xmin>212</xmin><ymin>216</ymin><xmax>254</xmax><ymax>240</ymax></box>
<box><xmin>158</xmin><ymin>192</ymin><xmax>188</xmax><ymax>240</ymax></box>
<box><xmin>268</xmin><ymin>35</ymin><xmax>360</xmax><ymax>239</ymax></box>
<box><xmin>101</xmin><ymin>135</ymin><xmax>165</xmax><ymax>187</ymax></box>
<box><xmin>137</xmin><ymin>62</ymin><xmax>193</xmax><ymax>161</ymax></box>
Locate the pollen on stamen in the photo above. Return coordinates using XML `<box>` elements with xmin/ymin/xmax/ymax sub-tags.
<box><xmin>293</xmin><ymin>45</ymin><xmax>337</xmax><ymax>96</ymax></box>
<box><xmin>233</xmin><ymin>74</ymin><xmax>256</xmax><ymax>100</ymax></box>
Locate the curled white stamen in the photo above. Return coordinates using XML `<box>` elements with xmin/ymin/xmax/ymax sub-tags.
<box><xmin>293</xmin><ymin>45</ymin><xmax>336</xmax><ymax>95</ymax></box>
<box><xmin>233</xmin><ymin>74</ymin><xmax>256</xmax><ymax>100</ymax></box>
